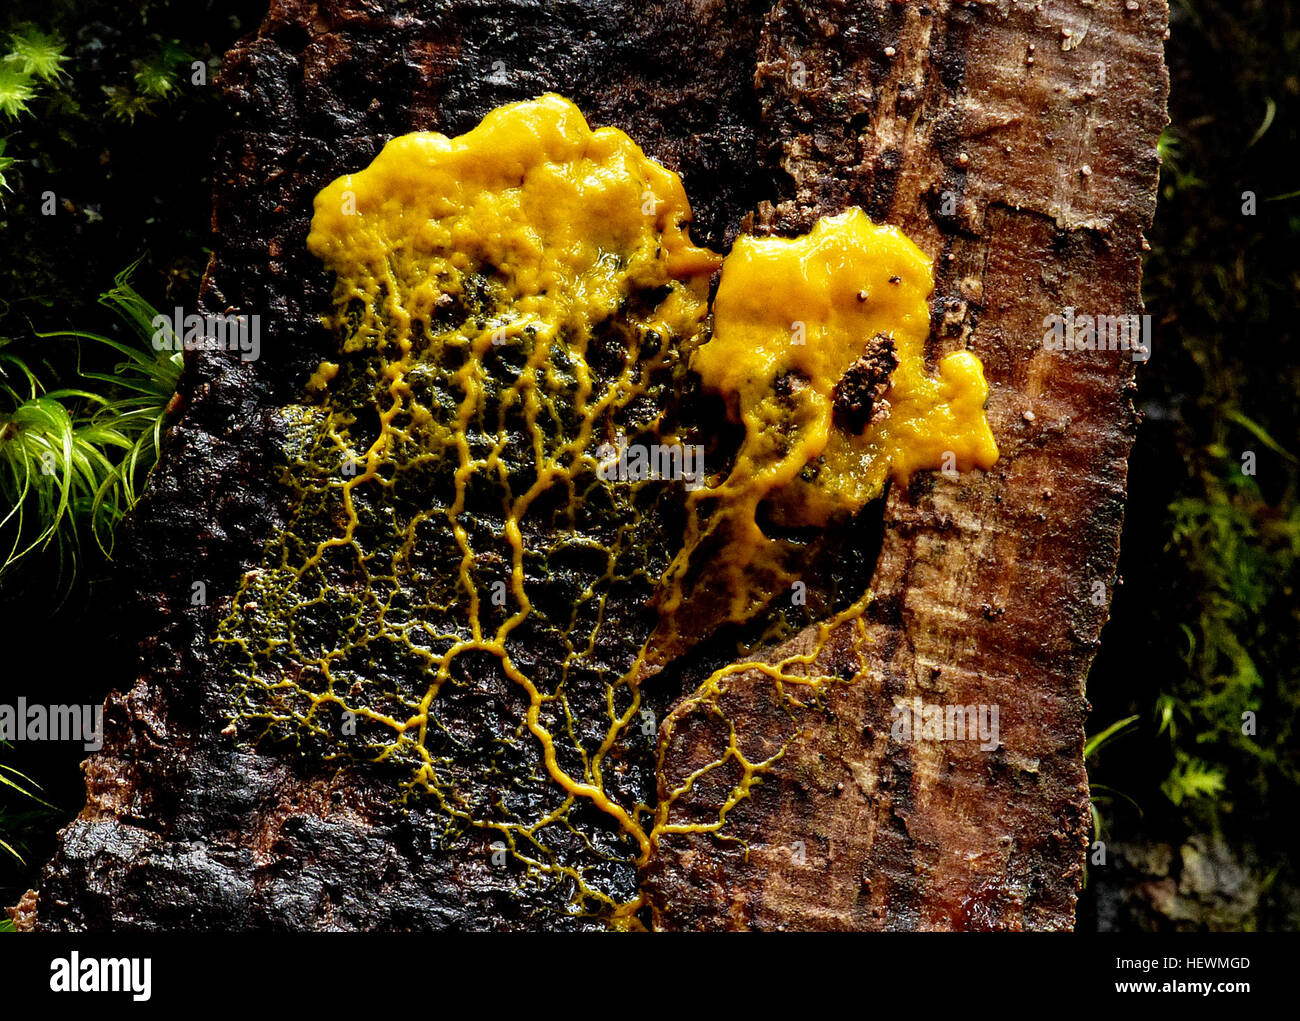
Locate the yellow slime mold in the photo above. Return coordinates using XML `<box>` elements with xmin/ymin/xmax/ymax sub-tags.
<box><xmin>658</xmin><ymin>209</ymin><xmax>998</xmax><ymax>635</ymax></box>
<box><xmin>217</xmin><ymin>94</ymin><xmax>996</xmax><ymax>927</ymax></box>
<box><xmin>697</xmin><ymin>208</ymin><xmax>997</xmax><ymax>523</ymax></box>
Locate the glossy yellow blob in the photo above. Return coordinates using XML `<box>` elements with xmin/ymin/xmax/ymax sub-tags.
<box><xmin>308</xmin><ymin>92</ymin><xmax>720</xmax><ymax>355</ymax></box>
<box><xmin>652</xmin><ymin>209</ymin><xmax>999</xmax><ymax>631</ymax></box>
<box><xmin>694</xmin><ymin>207</ymin><xmax>999</xmax><ymax>528</ymax></box>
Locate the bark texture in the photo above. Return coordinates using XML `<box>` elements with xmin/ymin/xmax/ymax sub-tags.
<box><xmin>644</xmin><ymin>0</ymin><xmax>1169</xmax><ymax>932</ymax></box>
<box><xmin>30</xmin><ymin>0</ymin><xmax>1168</xmax><ymax>931</ymax></box>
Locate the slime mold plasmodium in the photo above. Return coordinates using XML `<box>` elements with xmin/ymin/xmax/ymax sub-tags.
<box><xmin>658</xmin><ymin>209</ymin><xmax>999</xmax><ymax>635</ymax></box>
<box><xmin>216</xmin><ymin>94</ymin><xmax>997</xmax><ymax>926</ymax></box>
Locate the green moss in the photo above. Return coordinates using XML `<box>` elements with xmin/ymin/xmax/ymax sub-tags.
<box><xmin>0</xmin><ymin>263</ymin><xmax>181</xmax><ymax>577</ymax></box>
<box><xmin>4</xmin><ymin>27</ymin><xmax>68</xmax><ymax>83</ymax></box>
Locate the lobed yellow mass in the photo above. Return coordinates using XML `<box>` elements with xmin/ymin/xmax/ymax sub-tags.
<box><xmin>308</xmin><ymin>92</ymin><xmax>720</xmax><ymax>358</ymax></box>
<box><xmin>660</xmin><ymin>208</ymin><xmax>998</xmax><ymax>630</ymax></box>
<box><xmin>695</xmin><ymin>207</ymin><xmax>999</xmax><ymax>529</ymax></box>
<box><xmin>306</xmin><ymin>94</ymin><xmax>996</xmax><ymax>550</ymax></box>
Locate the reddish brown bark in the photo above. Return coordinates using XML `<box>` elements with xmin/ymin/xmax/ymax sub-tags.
<box><xmin>643</xmin><ymin>0</ymin><xmax>1169</xmax><ymax>930</ymax></box>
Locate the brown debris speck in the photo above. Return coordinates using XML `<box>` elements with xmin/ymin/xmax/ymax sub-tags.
<box><xmin>832</xmin><ymin>334</ymin><xmax>898</xmax><ymax>434</ymax></box>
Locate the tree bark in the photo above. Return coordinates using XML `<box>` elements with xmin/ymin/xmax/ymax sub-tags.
<box><xmin>644</xmin><ymin>0</ymin><xmax>1170</xmax><ymax>931</ymax></box>
<box><xmin>28</xmin><ymin>0</ymin><xmax>1168</xmax><ymax>932</ymax></box>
